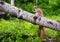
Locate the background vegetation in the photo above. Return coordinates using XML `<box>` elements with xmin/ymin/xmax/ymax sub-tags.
<box><xmin>0</xmin><ymin>0</ymin><xmax>60</xmax><ymax>42</ymax></box>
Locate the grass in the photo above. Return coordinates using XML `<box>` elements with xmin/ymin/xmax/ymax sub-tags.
<box><xmin>0</xmin><ymin>15</ymin><xmax>59</xmax><ymax>42</ymax></box>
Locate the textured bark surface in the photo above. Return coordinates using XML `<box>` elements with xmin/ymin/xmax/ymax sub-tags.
<box><xmin>11</xmin><ymin>0</ymin><xmax>14</xmax><ymax>6</ymax></box>
<box><xmin>0</xmin><ymin>2</ymin><xmax>60</xmax><ymax>31</ymax></box>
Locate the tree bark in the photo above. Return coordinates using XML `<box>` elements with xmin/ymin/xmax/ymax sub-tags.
<box><xmin>0</xmin><ymin>1</ymin><xmax>6</xmax><ymax>19</ymax></box>
<box><xmin>11</xmin><ymin>0</ymin><xmax>14</xmax><ymax>6</ymax></box>
<box><xmin>0</xmin><ymin>2</ymin><xmax>60</xmax><ymax>31</ymax></box>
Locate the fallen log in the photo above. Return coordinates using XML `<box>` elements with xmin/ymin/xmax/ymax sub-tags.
<box><xmin>0</xmin><ymin>2</ymin><xmax>60</xmax><ymax>31</ymax></box>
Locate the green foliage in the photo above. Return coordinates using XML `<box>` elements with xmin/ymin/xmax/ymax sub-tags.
<box><xmin>4</xmin><ymin>0</ymin><xmax>10</xmax><ymax>3</ymax></box>
<box><xmin>14</xmin><ymin>0</ymin><xmax>60</xmax><ymax>16</ymax></box>
<box><xmin>0</xmin><ymin>19</ymin><xmax>41</xmax><ymax>42</ymax></box>
<box><xmin>0</xmin><ymin>0</ymin><xmax>60</xmax><ymax>42</ymax></box>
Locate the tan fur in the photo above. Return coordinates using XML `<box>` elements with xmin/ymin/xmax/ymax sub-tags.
<box><xmin>33</xmin><ymin>6</ymin><xmax>46</xmax><ymax>38</ymax></box>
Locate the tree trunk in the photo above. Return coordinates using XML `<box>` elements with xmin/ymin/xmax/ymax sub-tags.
<box><xmin>0</xmin><ymin>1</ymin><xmax>6</xmax><ymax>19</ymax></box>
<box><xmin>11</xmin><ymin>0</ymin><xmax>14</xmax><ymax>6</ymax></box>
<box><xmin>0</xmin><ymin>2</ymin><xmax>60</xmax><ymax>31</ymax></box>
